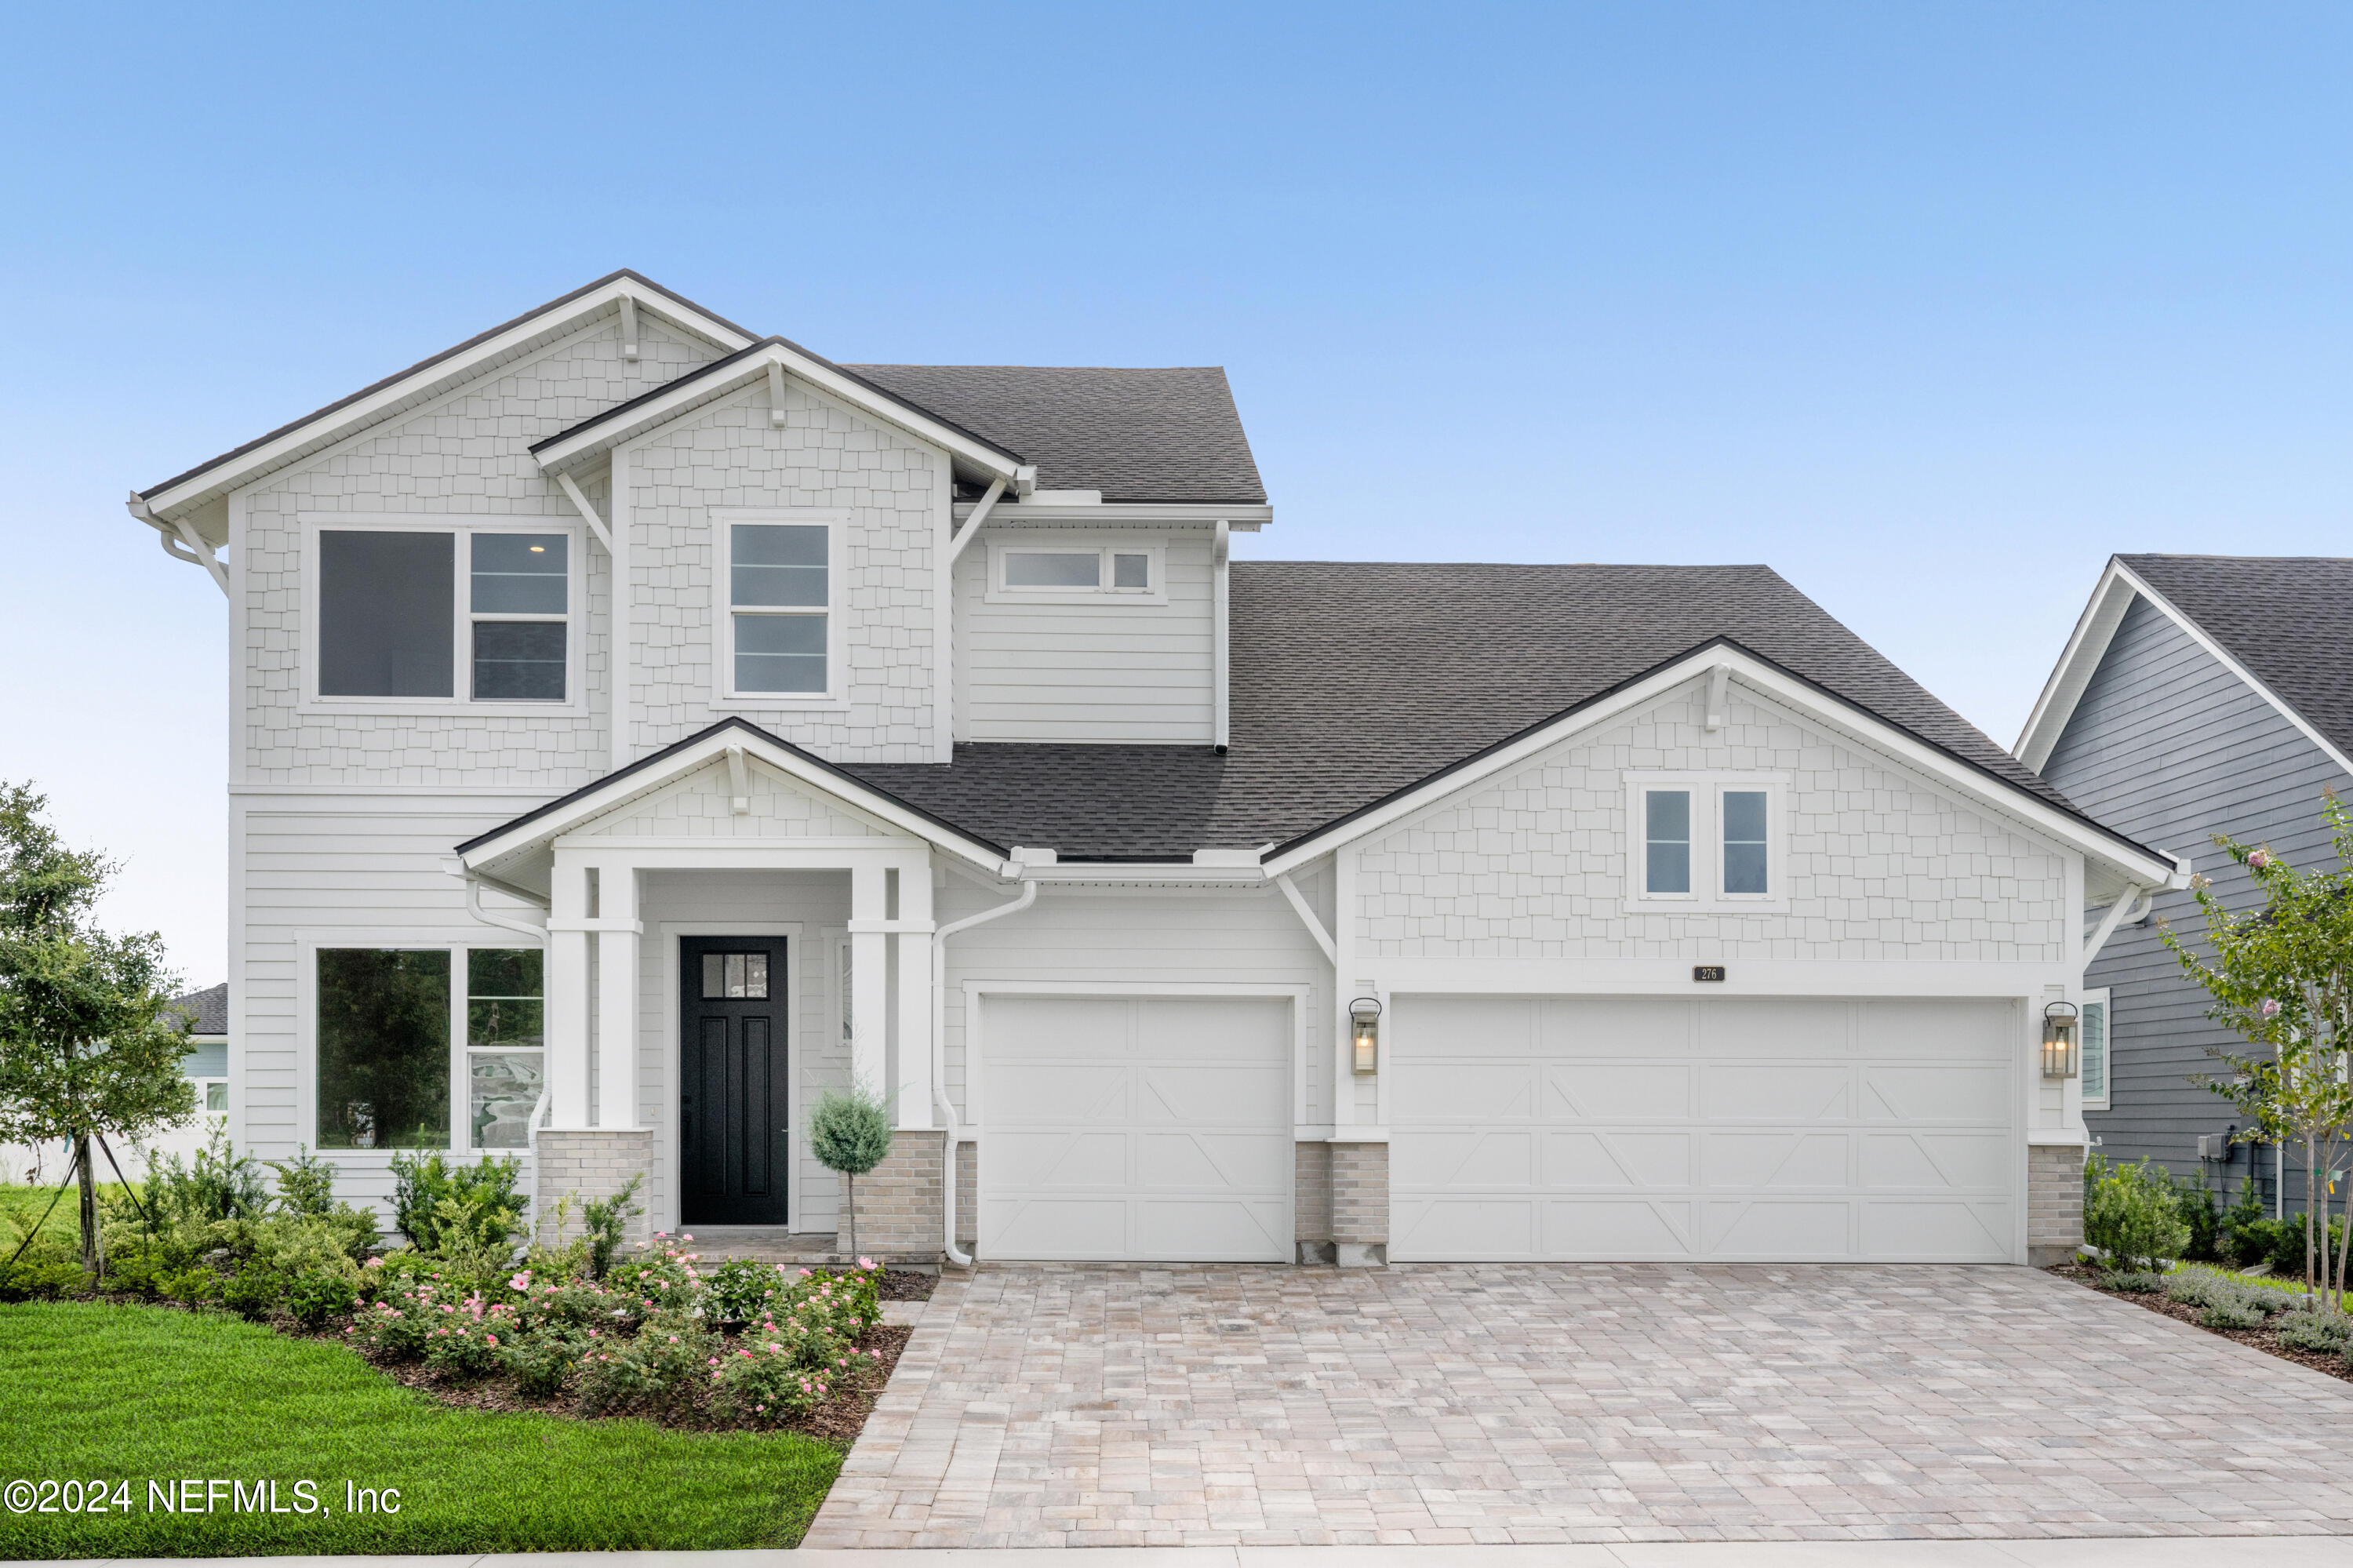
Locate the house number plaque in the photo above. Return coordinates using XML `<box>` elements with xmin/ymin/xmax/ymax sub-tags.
<box><xmin>1693</xmin><ymin>966</ymin><xmax>1726</xmax><ymax>983</ymax></box>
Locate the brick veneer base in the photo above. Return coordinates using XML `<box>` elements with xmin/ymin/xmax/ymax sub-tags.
<box><xmin>1331</xmin><ymin>1141</ymin><xmax>1388</xmax><ymax>1266</ymax></box>
<box><xmin>2028</xmin><ymin>1141</ymin><xmax>2086</xmax><ymax>1267</ymax></box>
<box><xmin>836</xmin><ymin>1129</ymin><xmax>944</xmax><ymax>1264</ymax></box>
<box><xmin>533</xmin><ymin>1129</ymin><xmax>655</xmax><ymax>1251</ymax></box>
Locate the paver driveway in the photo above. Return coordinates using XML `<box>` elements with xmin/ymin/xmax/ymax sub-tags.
<box><xmin>806</xmin><ymin>1262</ymin><xmax>2353</xmax><ymax>1548</ymax></box>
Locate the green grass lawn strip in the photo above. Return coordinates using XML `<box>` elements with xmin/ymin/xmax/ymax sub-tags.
<box><xmin>0</xmin><ymin>1301</ymin><xmax>843</xmax><ymax>1558</ymax></box>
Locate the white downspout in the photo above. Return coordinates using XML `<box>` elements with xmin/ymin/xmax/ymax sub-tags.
<box><xmin>1213</xmin><ymin>519</ymin><xmax>1231</xmax><ymax>754</ymax></box>
<box><xmin>457</xmin><ymin>868</ymin><xmax>551</xmax><ymax>939</ymax></box>
<box><xmin>931</xmin><ymin>875</ymin><xmax>1037</xmax><ymax>1267</ymax></box>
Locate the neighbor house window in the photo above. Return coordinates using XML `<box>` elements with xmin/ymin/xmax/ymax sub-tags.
<box><xmin>315</xmin><ymin>944</ymin><xmax>547</xmax><ymax>1153</ymax></box>
<box><xmin>990</xmin><ymin>542</ymin><xmax>1162</xmax><ymax>599</ymax></box>
<box><xmin>1625</xmin><ymin>774</ymin><xmax>1788</xmax><ymax>911</ymax></box>
<box><xmin>316</xmin><ymin>949</ymin><xmax>452</xmax><ymax>1150</ymax></box>
<box><xmin>312</xmin><ymin>521</ymin><xmax>576</xmax><ymax>704</ymax></box>
<box><xmin>2081</xmin><ymin>988</ymin><xmax>2111</xmax><ymax>1111</ymax></box>
<box><xmin>466</xmin><ymin>949</ymin><xmax>545</xmax><ymax>1149</ymax></box>
<box><xmin>721</xmin><ymin>516</ymin><xmax>835</xmax><ymax>697</ymax></box>
<box><xmin>200</xmin><ymin>1081</ymin><xmax>227</xmax><ymax>1115</ymax></box>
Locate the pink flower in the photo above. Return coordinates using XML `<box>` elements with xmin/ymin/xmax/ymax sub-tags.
<box><xmin>2262</xmin><ymin>999</ymin><xmax>2282</xmax><ymax>1019</ymax></box>
<box><xmin>486</xmin><ymin>1334</ymin><xmax>500</xmax><ymax>1347</ymax></box>
<box><xmin>2250</xmin><ymin>849</ymin><xmax>2274</xmax><ymax>869</ymax></box>
<box><xmin>509</xmin><ymin>1271</ymin><xmax>531</xmax><ymax>1290</ymax></box>
<box><xmin>858</xmin><ymin>1257</ymin><xmax>874</xmax><ymax>1270</ymax></box>
<box><xmin>364</xmin><ymin>1256</ymin><xmax>384</xmax><ymax>1269</ymax></box>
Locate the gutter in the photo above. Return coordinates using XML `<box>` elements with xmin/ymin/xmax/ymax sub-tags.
<box><xmin>930</xmin><ymin>874</ymin><xmax>1039</xmax><ymax>1268</ymax></box>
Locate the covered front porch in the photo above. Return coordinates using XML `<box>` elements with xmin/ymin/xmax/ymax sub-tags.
<box><xmin>454</xmin><ymin>722</ymin><xmax>1016</xmax><ymax>1261</ymax></box>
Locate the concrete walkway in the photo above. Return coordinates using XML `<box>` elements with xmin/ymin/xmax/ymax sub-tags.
<box><xmin>31</xmin><ymin>1540</ymin><xmax>2353</xmax><ymax>1567</ymax></box>
<box><xmin>809</xmin><ymin>1262</ymin><xmax>2353</xmax><ymax>1548</ymax></box>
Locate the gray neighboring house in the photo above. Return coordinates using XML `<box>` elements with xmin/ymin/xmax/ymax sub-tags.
<box><xmin>0</xmin><ymin>982</ymin><xmax>229</xmax><ymax>1185</ymax></box>
<box><xmin>2018</xmin><ymin>554</ymin><xmax>2353</xmax><ymax>1212</ymax></box>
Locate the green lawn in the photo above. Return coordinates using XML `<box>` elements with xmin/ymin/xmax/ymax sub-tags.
<box><xmin>0</xmin><ymin>1301</ymin><xmax>845</xmax><ymax>1558</ymax></box>
<box><xmin>0</xmin><ymin>1179</ymin><xmax>127</xmax><ymax>1244</ymax></box>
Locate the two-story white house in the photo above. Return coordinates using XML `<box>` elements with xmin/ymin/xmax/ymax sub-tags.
<box><xmin>129</xmin><ymin>271</ymin><xmax>2183</xmax><ymax>1267</ymax></box>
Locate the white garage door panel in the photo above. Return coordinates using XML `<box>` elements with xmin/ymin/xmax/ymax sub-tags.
<box><xmin>980</xmin><ymin>995</ymin><xmax>1291</xmax><ymax>1262</ymax></box>
<box><xmin>1392</xmin><ymin>995</ymin><xmax>2020</xmax><ymax>1263</ymax></box>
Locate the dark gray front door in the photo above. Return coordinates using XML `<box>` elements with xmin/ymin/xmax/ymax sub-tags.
<box><xmin>680</xmin><ymin>937</ymin><xmax>789</xmax><ymax>1225</ymax></box>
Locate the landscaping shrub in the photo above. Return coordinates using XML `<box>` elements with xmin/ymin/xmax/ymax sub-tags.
<box><xmin>2276</xmin><ymin>1308</ymin><xmax>2353</xmax><ymax>1354</ymax></box>
<box><xmin>2162</xmin><ymin>1269</ymin><xmax>2297</xmax><ymax>1328</ymax></box>
<box><xmin>285</xmin><ymin>1267</ymin><xmax>358</xmax><ymax>1327</ymax></box>
<box><xmin>223</xmin><ymin>1263</ymin><xmax>285</xmax><ymax>1320</ymax></box>
<box><xmin>500</xmin><ymin>1322</ymin><xmax>587</xmax><ymax>1395</ymax></box>
<box><xmin>389</xmin><ymin>1150</ymin><xmax>524</xmax><ymax>1254</ymax></box>
<box><xmin>609</xmin><ymin>1235</ymin><xmax>705</xmax><ymax>1314</ymax></box>
<box><xmin>424</xmin><ymin>1316</ymin><xmax>508</xmax><ymax>1381</ymax></box>
<box><xmin>2215</xmin><ymin>1177</ymin><xmax>2271</xmax><ymax>1267</ymax></box>
<box><xmin>707</xmin><ymin>1257</ymin><xmax>792</xmax><ymax>1322</ymax></box>
<box><xmin>156</xmin><ymin>1263</ymin><xmax>220</xmax><ymax>1305</ymax></box>
<box><xmin>144</xmin><ymin>1125</ymin><xmax>267</xmax><ymax>1228</ymax></box>
<box><xmin>0</xmin><ymin>1250</ymin><xmax>87</xmax><ymax>1301</ymax></box>
<box><xmin>2083</xmin><ymin>1154</ymin><xmax>2191</xmax><ymax>1268</ymax></box>
<box><xmin>575</xmin><ymin>1312</ymin><xmax>720</xmax><ymax>1417</ymax></box>
<box><xmin>265</xmin><ymin>1145</ymin><xmax>337</xmax><ymax>1217</ymax></box>
<box><xmin>2169</xmin><ymin>1173</ymin><xmax>2224</xmax><ymax>1263</ymax></box>
<box><xmin>581</xmin><ymin>1174</ymin><xmax>642</xmax><ymax>1279</ymax></box>
<box><xmin>712</xmin><ymin>1335</ymin><xmax>836</xmax><ymax>1423</ymax></box>
<box><xmin>2092</xmin><ymin>1269</ymin><xmax>2167</xmax><ymax>1293</ymax></box>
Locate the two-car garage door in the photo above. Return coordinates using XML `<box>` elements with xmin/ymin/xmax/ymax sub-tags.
<box><xmin>1390</xmin><ymin>995</ymin><xmax>2021</xmax><ymax>1262</ymax></box>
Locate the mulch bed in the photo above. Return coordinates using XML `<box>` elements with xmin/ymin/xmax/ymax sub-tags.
<box><xmin>2049</xmin><ymin>1263</ymin><xmax>2353</xmax><ymax>1384</ymax></box>
<box><xmin>878</xmin><ymin>1269</ymin><xmax>937</xmax><ymax>1302</ymax></box>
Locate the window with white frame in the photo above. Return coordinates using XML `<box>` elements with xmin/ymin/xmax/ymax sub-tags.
<box><xmin>717</xmin><ymin>513</ymin><xmax>841</xmax><ymax>700</ymax></box>
<box><xmin>310</xmin><ymin>518</ymin><xmax>578</xmax><ymax>705</ymax></box>
<box><xmin>314</xmin><ymin>944</ymin><xmax>543</xmax><ymax>1152</ymax></box>
<box><xmin>987</xmin><ymin>540</ymin><xmax>1163</xmax><ymax>602</ymax></box>
<box><xmin>1625</xmin><ymin>774</ymin><xmax>1789</xmax><ymax>911</ymax></box>
<box><xmin>2081</xmin><ymin>987</ymin><xmax>2111</xmax><ymax>1111</ymax></box>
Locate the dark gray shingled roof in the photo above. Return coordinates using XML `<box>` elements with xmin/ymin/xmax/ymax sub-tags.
<box><xmin>842</xmin><ymin>561</ymin><xmax>2098</xmax><ymax>858</ymax></box>
<box><xmin>840</xmin><ymin>365</ymin><xmax>1265</xmax><ymax>504</ymax></box>
<box><xmin>2122</xmin><ymin>554</ymin><xmax>2353</xmax><ymax>763</ymax></box>
<box><xmin>169</xmin><ymin>982</ymin><xmax>227</xmax><ymax>1036</ymax></box>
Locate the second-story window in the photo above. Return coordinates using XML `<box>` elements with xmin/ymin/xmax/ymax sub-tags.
<box><xmin>995</xmin><ymin>545</ymin><xmax>1157</xmax><ymax>596</ymax></box>
<box><xmin>311</xmin><ymin>519</ymin><xmax>576</xmax><ymax>706</ymax></box>
<box><xmin>727</xmin><ymin>522</ymin><xmax>831</xmax><ymax>694</ymax></box>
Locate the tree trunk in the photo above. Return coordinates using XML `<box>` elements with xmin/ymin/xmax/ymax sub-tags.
<box><xmin>845</xmin><ymin>1171</ymin><xmax>858</xmax><ymax>1261</ymax></box>
<box><xmin>74</xmin><ymin>1132</ymin><xmax>101</xmax><ymax>1280</ymax></box>
<box><xmin>2308</xmin><ymin>1129</ymin><xmax>2319</xmax><ymax>1297</ymax></box>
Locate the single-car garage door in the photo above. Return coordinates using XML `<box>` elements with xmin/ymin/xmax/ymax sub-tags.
<box><xmin>980</xmin><ymin>995</ymin><xmax>1292</xmax><ymax>1261</ymax></box>
<box><xmin>1390</xmin><ymin>996</ymin><xmax>2020</xmax><ymax>1262</ymax></box>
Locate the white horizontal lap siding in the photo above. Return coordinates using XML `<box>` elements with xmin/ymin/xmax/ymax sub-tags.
<box><xmin>634</xmin><ymin>870</ymin><xmax>849</xmax><ymax>1235</ymax></box>
<box><xmin>939</xmin><ymin>881</ymin><xmax>1330</xmax><ymax>1131</ymax></box>
<box><xmin>955</xmin><ymin>535</ymin><xmax>1214</xmax><ymax>743</ymax></box>
<box><xmin>242</xmin><ymin>316</ymin><xmax>720</xmax><ymax>790</ymax></box>
<box><xmin>240</xmin><ymin>800</ymin><xmax>544</xmax><ymax>1217</ymax></box>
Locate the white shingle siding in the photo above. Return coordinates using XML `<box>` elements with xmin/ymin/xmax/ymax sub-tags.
<box><xmin>240</xmin><ymin>318</ymin><xmax>720</xmax><ymax>787</ymax></box>
<box><xmin>625</xmin><ymin>383</ymin><xmax>942</xmax><ymax>763</ymax></box>
<box><xmin>1354</xmin><ymin>686</ymin><xmax>2069</xmax><ymax>962</ymax></box>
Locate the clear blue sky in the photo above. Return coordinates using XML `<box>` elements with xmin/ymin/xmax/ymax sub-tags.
<box><xmin>5</xmin><ymin>2</ymin><xmax>2348</xmax><ymax>985</ymax></box>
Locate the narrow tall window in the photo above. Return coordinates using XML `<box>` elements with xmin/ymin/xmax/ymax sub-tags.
<box><xmin>466</xmin><ymin>949</ymin><xmax>545</xmax><ymax>1149</ymax></box>
<box><xmin>318</xmin><ymin>530</ymin><xmax>454</xmax><ymax>697</ymax></box>
<box><xmin>470</xmin><ymin>533</ymin><xmax>568</xmax><ymax>700</ymax></box>
<box><xmin>730</xmin><ymin>523</ymin><xmax>829</xmax><ymax>693</ymax></box>
<box><xmin>317</xmin><ymin>949</ymin><xmax>451</xmax><ymax>1149</ymax></box>
<box><xmin>2082</xmin><ymin>991</ymin><xmax>2110</xmax><ymax>1108</ymax></box>
<box><xmin>1645</xmin><ymin>790</ymin><xmax>1692</xmax><ymax>895</ymax></box>
<box><xmin>1722</xmin><ymin>790</ymin><xmax>1769</xmax><ymax>895</ymax></box>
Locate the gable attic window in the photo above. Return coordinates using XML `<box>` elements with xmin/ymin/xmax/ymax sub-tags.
<box><xmin>1625</xmin><ymin>773</ymin><xmax>1789</xmax><ymax>912</ymax></box>
<box><xmin>715</xmin><ymin>511</ymin><xmax>844</xmax><ymax>703</ymax></box>
<box><xmin>307</xmin><ymin>517</ymin><xmax>580</xmax><ymax>708</ymax></box>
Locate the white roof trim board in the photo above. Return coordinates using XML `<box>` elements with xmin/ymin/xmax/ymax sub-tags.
<box><xmin>2015</xmin><ymin>557</ymin><xmax>2353</xmax><ymax>783</ymax></box>
<box><xmin>135</xmin><ymin>272</ymin><xmax>756</xmax><ymax>533</ymax></box>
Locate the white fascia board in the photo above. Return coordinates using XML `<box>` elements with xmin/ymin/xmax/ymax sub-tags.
<box><xmin>456</xmin><ymin>726</ymin><xmax>1007</xmax><ymax>878</ymax></box>
<box><xmin>951</xmin><ymin>501</ymin><xmax>1275</xmax><ymax>528</ymax></box>
<box><xmin>531</xmin><ymin>341</ymin><xmax>1024</xmax><ymax>483</ymax></box>
<box><xmin>1260</xmin><ymin>645</ymin><xmax>2181</xmax><ymax>889</ymax></box>
<box><xmin>2013</xmin><ymin>559</ymin><xmax>2137</xmax><ymax>772</ymax></box>
<box><xmin>1014</xmin><ymin>863</ymin><xmax>1271</xmax><ymax>887</ymax></box>
<box><xmin>137</xmin><ymin>277</ymin><xmax>754</xmax><ymax>528</ymax></box>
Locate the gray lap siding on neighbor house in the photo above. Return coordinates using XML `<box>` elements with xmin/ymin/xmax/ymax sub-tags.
<box><xmin>2043</xmin><ymin>595</ymin><xmax>2353</xmax><ymax>1207</ymax></box>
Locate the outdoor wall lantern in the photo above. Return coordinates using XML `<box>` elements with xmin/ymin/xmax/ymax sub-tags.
<box><xmin>2042</xmin><ymin>1001</ymin><xmax>2081</xmax><ymax>1080</ymax></box>
<box><xmin>1350</xmin><ymin>996</ymin><xmax>1383</xmax><ymax>1075</ymax></box>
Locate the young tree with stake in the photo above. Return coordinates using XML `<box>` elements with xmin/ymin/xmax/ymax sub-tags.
<box><xmin>0</xmin><ymin>784</ymin><xmax>196</xmax><ymax>1278</ymax></box>
<box><xmin>2166</xmin><ymin>795</ymin><xmax>2353</xmax><ymax>1306</ymax></box>
<box><xmin>806</xmin><ymin>1079</ymin><xmax>893</xmax><ymax>1260</ymax></box>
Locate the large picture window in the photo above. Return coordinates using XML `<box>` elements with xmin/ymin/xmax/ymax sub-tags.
<box><xmin>316</xmin><ymin>949</ymin><xmax>452</xmax><ymax>1150</ymax></box>
<box><xmin>715</xmin><ymin>511</ymin><xmax>841</xmax><ymax>701</ymax></box>
<box><xmin>310</xmin><ymin>518</ymin><xmax>578</xmax><ymax>707</ymax></box>
<box><xmin>315</xmin><ymin>944</ymin><xmax>546</xmax><ymax>1152</ymax></box>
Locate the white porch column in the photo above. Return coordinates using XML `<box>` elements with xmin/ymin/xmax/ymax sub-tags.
<box><xmin>546</xmin><ymin>859</ymin><xmax>592</xmax><ymax>1129</ymax></box>
<box><xmin>895</xmin><ymin>856</ymin><xmax>934</xmax><ymax>1130</ymax></box>
<box><xmin>595</xmin><ymin>864</ymin><xmax>641</xmax><ymax>1130</ymax></box>
<box><xmin>849</xmin><ymin>859</ymin><xmax>889</xmax><ymax>1098</ymax></box>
